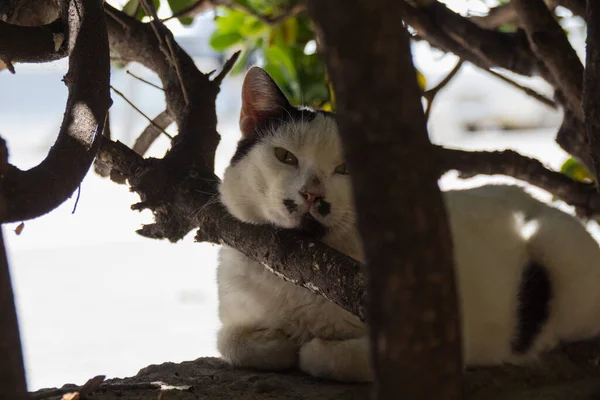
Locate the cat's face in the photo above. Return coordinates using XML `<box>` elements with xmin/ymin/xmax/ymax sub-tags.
<box><xmin>219</xmin><ymin>67</ymin><xmax>355</xmax><ymax>238</ymax></box>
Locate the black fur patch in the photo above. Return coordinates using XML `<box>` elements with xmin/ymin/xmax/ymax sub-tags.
<box><xmin>512</xmin><ymin>261</ymin><xmax>552</xmax><ymax>354</ymax></box>
<box><xmin>316</xmin><ymin>200</ymin><xmax>331</xmax><ymax>216</ymax></box>
<box><xmin>299</xmin><ymin>214</ymin><xmax>326</xmax><ymax>238</ymax></box>
<box><xmin>231</xmin><ymin>135</ymin><xmax>262</xmax><ymax>165</ymax></box>
<box><xmin>283</xmin><ymin>199</ymin><xmax>298</xmax><ymax>214</ymax></box>
<box><xmin>229</xmin><ymin>107</ymin><xmax>333</xmax><ymax>165</ymax></box>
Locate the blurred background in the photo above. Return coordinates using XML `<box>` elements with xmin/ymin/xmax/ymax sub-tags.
<box><xmin>0</xmin><ymin>0</ymin><xmax>589</xmax><ymax>391</ymax></box>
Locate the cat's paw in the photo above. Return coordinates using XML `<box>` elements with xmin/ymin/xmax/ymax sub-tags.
<box><xmin>299</xmin><ymin>337</ymin><xmax>372</xmax><ymax>382</ymax></box>
<box><xmin>218</xmin><ymin>325</ymin><xmax>298</xmax><ymax>370</ymax></box>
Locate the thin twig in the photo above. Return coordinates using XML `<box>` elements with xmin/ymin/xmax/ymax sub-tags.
<box><xmin>140</xmin><ymin>0</ymin><xmax>189</xmax><ymax>106</ymax></box>
<box><xmin>423</xmin><ymin>60</ymin><xmax>464</xmax><ymax>121</ymax></box>
<box><xmin>71</xmin><ymin>185</ymin><xmax>81</xmax><ymax>214</ymax></box>
<box><xmin>126</xmin><ymin>70</ymin><xmax>164</xmax><ymax>90</ymax></box>
<box><xmin>213</xmin><ymin>50</ymin><xmax>241</xmax><ymax>85</ymax></box>
<box><xmin>110</xmin><ymin>86</ymin><xmax>174</xmax><ymax>139</ymax></box>
<box><xmin>485</xmin><ymin>68</ymin><xmax>557</xmax><ymax>109</ymax></box>
<box><xmin>166</xmin><ymin>35</ymin><xmax>189</xmax><ymax>105</ymax></box>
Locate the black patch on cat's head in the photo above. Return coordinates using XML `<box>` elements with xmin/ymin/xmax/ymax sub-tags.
<box><xmin>299</xmin><ymin>213</ymin><xmax>326</xmax><ymax>238</ymax></box>
<box><xmin>283</xmin><ymin>199</ymin><xmax>298</xmax><ymax>214</ymax></box>
<box><xmin>512</xmin><ymin>261</ymin><xmax>551</xmax><ymax>354</ymax></box>
<box><xmin>230</xmin><ymin>107</ymin><xmax>334</xmax><ymax>165</ymax></box>
<box><xmin>316</xmin><ymin>200</ymin><xmax>331</xmax><ymax>217</ymax></box>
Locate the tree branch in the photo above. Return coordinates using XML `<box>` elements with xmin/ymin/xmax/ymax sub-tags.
<box><xmin>309</xmin><ymin>0</ymin><xmax>463</xmax><ymax>398</ymax></box>
<box><xmin>0</xmin><ymin>141</ymin><xmax>27</xmax><ymax>399</ymax></box>
<box><xmin>471</xmin><ymin>2</ymin><xmax>518</xmax><ymax>30</ymax></box>
<box><xmin>0</xmin><ymin>18</ymin><xmax>67</xmax><ymax>66</ymax></box>
<box><xmin>584</xmin><ymin>1</ymin><xmax>600</xmax><ymax>181</ymax></box>
<box><xmin>132</xmin><ymin>110</ymin><xmax>174</xmax><ymax>156</ymax></box>
<box><xmin>403</xmin><ymin>1</ymin><xmax>548</xmax><ymax>80</ymax></box>
<box><xmin>434</xmin><ymin>146</ymin><xmax>600</xmax><ymax>217</ymax></box>
<box><xmin>513</xmin><ymin>0</ymin><xmax>584</xmax><ymax>119</ymax></box>
<box><xmin>0</xmin><ymin>0</ymin><xmax>110</xmax><ymax>223</ymax></box>
<box><xmin>424</xmin><ymin>60</ymin><xmax>464</xmax><ymax>121</ymax></box>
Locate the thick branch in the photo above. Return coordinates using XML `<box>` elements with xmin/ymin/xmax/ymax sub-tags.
<box><xmin>0</xmin><ymin>201</ymin><xmax>27</xmax><ymax>398</ymax></box>
<box><xmin>584</xmin><ymin>1</ymin><xmax>600</xmax><ymax>180</ymax></box>
<box><xmin>0</xmin><ymin>0</ymin><xmax>110</xmax><ymax>223</ymax></box>
<box><xmin>0</xmin><ymin>19</ymin><xmax>67</xmax><ymax>65</ymax></box>
<box><xmin>309</xmin><ymin>1</ymin><xmax>462</xmax><ymax>398</ymax></box>
<box><xmin>195</xmin><ymin>202</ymin><xmax>366</xmax><ymax>320</ymax></box>
<box><xmin>435</xmin><ymin>146</ymin><xmax>600</xmax><ymax>217</ymax></box>
<box><xmin>105</xmin><ymin>3</ymin><xmax>219</xmax><ymax>170</ymax></box>
<box><xmin>403</xmin><ymin>1</ymin><xmax>547</xmax><ymax>80</ymax></box>
<box><xmin>513</xmin><ymin>0</ymin><xmax>584</xmax><ymax>119</ymax></box>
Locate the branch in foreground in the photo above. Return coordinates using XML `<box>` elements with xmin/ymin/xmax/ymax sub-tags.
<box><xmin>0</xmin><ymin>140</ymin><xmax>26</xmax><ymax>400</ymax></box>
<box><xmin>0</xmin><ymin>0</ymin><xmax>110</xmax><ymax>223</ymax></box>
<box><xmin>0</xmin><ymin>19</ymin><xmax>67</xmax><ymax>66</ymax></box>
<box><xmin>513</xmin><ymin>0</ymin><xmax>584</xmax><ymax>119</ymax></box>
<box><xmin>309</xmin><ymin>0</ymin><xmax>463</xmax><ymax>398</ymax></box>
<box><xmin>584</xmin><ymin>1</ymin><xmax>600</xmax><ymax>181</ymax></box>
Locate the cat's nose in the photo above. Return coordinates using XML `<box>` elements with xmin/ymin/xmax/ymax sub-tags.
<box><xmin>299</xmin><ymin>190</ymin><xmax>323</xmax><ymax>204</ymax></box>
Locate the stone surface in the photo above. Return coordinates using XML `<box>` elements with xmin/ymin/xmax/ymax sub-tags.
<box><xmin>31</xmin><ymin>343</ymin><xmax>600</xmax><ymax>400</ymax></box>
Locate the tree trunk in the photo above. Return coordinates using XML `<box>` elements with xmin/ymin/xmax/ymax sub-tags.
<box><xmin>0</xmin><ymin>227</ymin><xmax>27</xmax><ymax>399</ymax></box>
<box><xmin>307</xmin><ymin>1</ymin><xmax>463</xmax><ymax>399</ymax></box>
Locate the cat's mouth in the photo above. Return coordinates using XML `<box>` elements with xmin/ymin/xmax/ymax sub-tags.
<box><xmin>298</xmin><ymin>213</ymin><xmax>327</xmax><ymax>238</ymax></box>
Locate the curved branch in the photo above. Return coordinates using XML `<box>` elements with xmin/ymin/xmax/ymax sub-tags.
<box><xmin>0</xmin><ymin>19</ymin><xmax>68</xmax><ymax>65</ymax></box>
<box><xmin>513</xmin><ymin>0</ymin><xmax>584</xmax><ymax>119</ymax></box>
<box><xmin>403</xmin><ymin>1</ymin><xmax>548</xmax><ymax>80</ymax></box>
<box><xmin>435</xmin><ymin>146</ymin><xmax>600</xmax><ymax>217</ymax></box>
<box><xmin>132</xmin><ymin>110</ymin><xmax>174</xmax><ymax>156</ymax></box>
<box><xmin>0</xmin><ymin>0</ymin><xmax>110</xmax><ymax>223</ymax></box>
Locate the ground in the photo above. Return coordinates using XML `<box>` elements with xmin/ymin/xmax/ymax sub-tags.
<box><xmin>31</xmin><ymin>339</ymin><xmax>600</xmax><ymax>400</ymax></box>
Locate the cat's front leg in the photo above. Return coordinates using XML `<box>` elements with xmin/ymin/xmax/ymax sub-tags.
<box><xmin>299</xmin><ymin>336</ymin><xmax>373</xmax><ymax>382</ymax></box>
<box><xmin>217</xmin><ymin>324</ymin><xmax>299</xmax><ymax>370</ymax></box>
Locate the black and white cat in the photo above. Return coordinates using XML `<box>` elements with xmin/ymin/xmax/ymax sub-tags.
<box><xmin>216</xmin><ymin>66</ymin><xmax>600</xmax><ymax>382</ymax></box>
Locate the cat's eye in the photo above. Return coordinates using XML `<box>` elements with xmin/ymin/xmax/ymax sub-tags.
<box><xmin>334</xmin><ymin>163</ymin><xmax>349</xmax><ymax>175</ymax></box>
<box><xmin>274</xmin><ymin>147</ymin><xmax>298</xmax><ymax>166</ymax></box>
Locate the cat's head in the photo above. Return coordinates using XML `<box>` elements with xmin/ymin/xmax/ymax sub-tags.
<box><xmin>219</xmin><ymin>67</ymin><xmax>355</xmax><ymax>238</ymax></box>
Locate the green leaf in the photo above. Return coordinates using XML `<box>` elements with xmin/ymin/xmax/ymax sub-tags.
<box><xmin>239</xmin><ymin>17</ymin><xmax>266</xmax><ymax>37</ymax></box>
<box><xmin>560</xmin><ymin>157</ymin><xmax>594</xmax><ymax>183</ymax></box>
<box><xmin>179</xmin><ymin>16</ymin><xmax>194</xmax><ymax>25</ymax></box>
<box><xmin>167</xmin><ymin>0</ymin><xmax>196</xmax><ymax>25</ymax></box>
<box><xmin>133</xmin><ymin>0</ymin><xmax>160</xmax><ymax>20</ymax></box>
<box><xmin>122</xmin><ymin>0</ymin><xmax>140</xmax><ymax>17</ymax></box>
<box><xmin>210</xmin><ymin>31</ymin><xmax>243</xmax><ymax>51</ymax></box>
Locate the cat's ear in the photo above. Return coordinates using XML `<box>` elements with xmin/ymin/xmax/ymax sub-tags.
<box><xmin>240</xmin><ymin>67</ymin><xmax>291</xmax><ymax>137</ymax></box>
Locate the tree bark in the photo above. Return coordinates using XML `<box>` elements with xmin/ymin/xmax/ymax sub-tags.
<box><xmin>308</xmin><ymin>1</ymin><xmax>463</xmax><ymax>399</ymax></box>
<box><xmin>584</xmin><ymin>1</ymin><xmax>600</xmax><ymax>181</ymax></box>
<box><xmin>0</xmin><ymin>225</ymin><xmax>27</xmax><ymax>399</ymax></box>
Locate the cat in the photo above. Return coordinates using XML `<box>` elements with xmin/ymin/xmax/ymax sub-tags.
<box><xmin>216</xmin><ymin>66</ymin><xmax>600</xmax><ymax>382</ymax></box>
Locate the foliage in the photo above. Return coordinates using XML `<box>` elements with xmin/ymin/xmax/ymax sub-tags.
<box><xmin>210</xmin><ymin>1</ymin><xmax>333</xmax><ymax>110</ymax></box>
<box><xmin>560</xmin><ymin>157</ymin><xmax>594</xmax><ymax>183</ymax></box>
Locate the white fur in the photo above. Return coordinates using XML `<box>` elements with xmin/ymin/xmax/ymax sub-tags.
<box><xmin>216</xmin><ymin>113</ymin><xmax>600</xmax><ymax>382</ymax></box>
